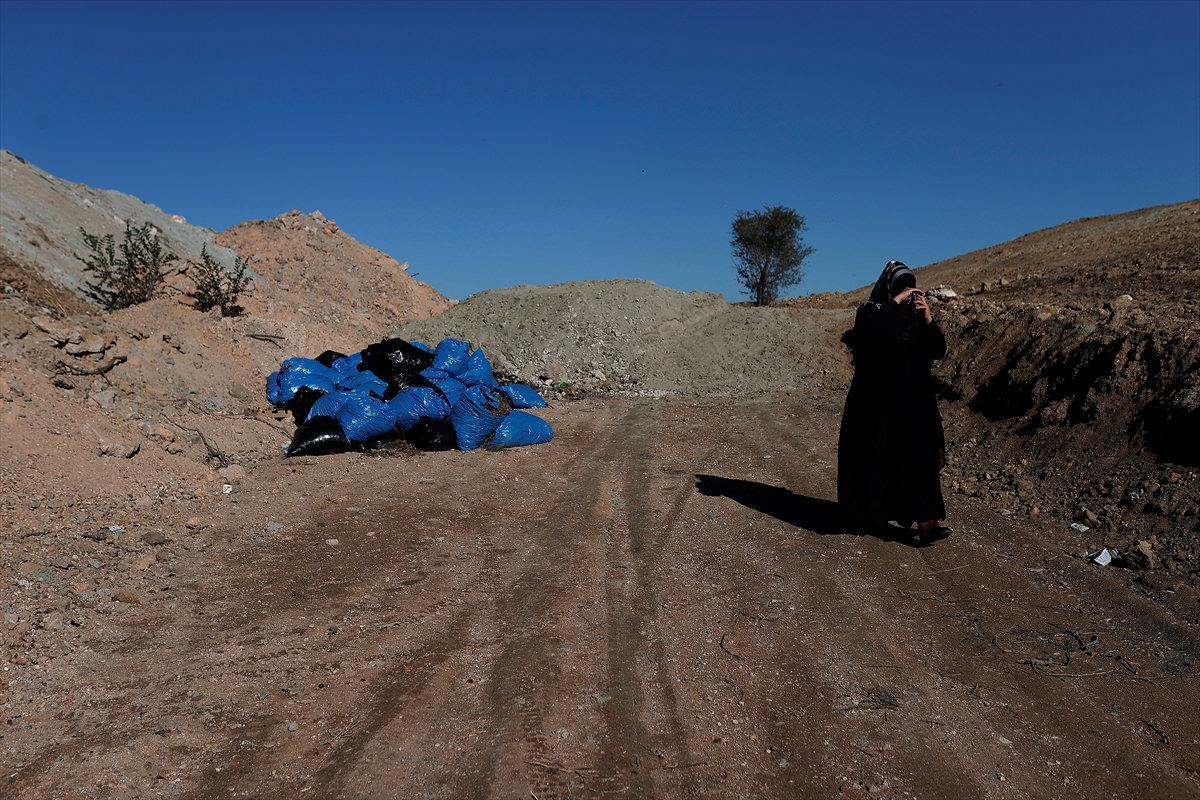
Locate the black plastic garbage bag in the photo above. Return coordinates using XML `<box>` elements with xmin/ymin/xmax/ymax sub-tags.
<box><xmin>286</xmin><ymin>386</ymin><xmax>327</xmax><ymax>423</ymax></box>
<box><xmin>315</xmin><ymin>350</ymin><xmax>348</xmax><ymax>368</ymax></box>
<box><xmin>359</xmin><ymin>338</ymin><xmax>436</xmax><ymax>385</ymax></box>
<box><xmin>374</xmin><ymin>369</ymin><xmax>436</xmax><ymax>401</ymax></box>
<box><xmin>286</xmin><ymin>415</ymin><xmax>351</xmax><ymax>457</ymax></box>
<box><xmin>403</xmin><ymin>417</ymin><xmax>456</xmax><ymax>451</ymax></box>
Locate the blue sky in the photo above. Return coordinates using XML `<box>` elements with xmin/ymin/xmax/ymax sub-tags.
<box><xmin>2</xmin><ymin>1</ymin><xmax>1197</xmax><ymax>300</ymax></box>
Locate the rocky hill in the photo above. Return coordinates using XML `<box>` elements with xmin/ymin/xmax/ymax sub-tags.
<box><xmin>1</xmin><ymin>160</ymin><xmax>450</xmax><ymax>622</ymax></box>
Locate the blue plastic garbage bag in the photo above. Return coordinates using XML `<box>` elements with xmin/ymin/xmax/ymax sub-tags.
<box><xmin>336</xmin><ymin>369</ymin><xmax>389</xmax><ymax>397</ymax></box>
<box><xmin>457</xmin><ymin>348</ymin><xmax>497</xmax><ymax>387</ymax></box>
<box><xmin>331</xmin><ymin>352</ymin><xmax>363</xmax><ymax>374</ymax></box>
<box><xmin>335</xmin><ymin>393</ymin><xmax>399</xmax><ymax>442</ymax></box>
<box><xmin>266</xmin><ymin>371</ymin><xmax>287</xmax><ymax>406</ymax></box>
<box><xmin>268</xmin><ymin>358</ymin><xmax>337</xmax><ymax>405</ymax></box>
<box><xmin>276</xmin><ymin>371</ymin><xmax>335</xmax><ymax>405</ymax></box>
<box><xmin>306</xmin><ymin>391</ymin><xmax>352</xmax><ymax>422</ymax></box>
<box><xmin>499</xmin><ymin>383</ymin><xmax>547</xmax><ymax>409</ymax></box>
<box><xmin>281</xmin><ymin>357</ymin><xmax>334</xmax><ymax>378</ymax></box>
<box><xmin>421</xmin><ymin>367</ymin><xmax>467</xmax><ymax>407</ymax></box>
<box><xmin>430</xmin><ymin>338</ymin><xmax>470</xmax><ymax>376</ymax></box>
<box><xmin>386</xmin><ymin>391</ymin><xmax>425</xmax><ymax>430</ymax></box>
<box><xmin>488</xmin><ymin>410</ymin><xmax>554</xmax><ymax>449</ymax></box>
<box><xmin>450</xmin><ymin>385</ymin><xmax>509</xmax><ymax>450</ymax></box>
<box><xmin>408</xmin><ymin>386</ymin><xmax>451</xmax><ymax>419</ymax></box>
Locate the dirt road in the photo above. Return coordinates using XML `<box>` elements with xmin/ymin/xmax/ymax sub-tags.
<box><xmin>5</xmin><ymin>396</ymin><xmax>1199</xmax><ymax>799</ymax></box>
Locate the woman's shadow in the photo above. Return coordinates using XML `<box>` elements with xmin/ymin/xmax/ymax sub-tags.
<box><xmin>694</xmin><ymin>474</ymin><xmax>934</xmax><ymax>548</ymax></box>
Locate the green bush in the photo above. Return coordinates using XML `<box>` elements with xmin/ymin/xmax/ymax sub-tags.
<box><xmin>77</xmin><ymin>222</ymin><xmax>176</xmax><ymax>310</ymax></box>
<box><xmin>191</xmin><ymin>244</ymin><xmax>250</xmax><ymax>317</ymax></box>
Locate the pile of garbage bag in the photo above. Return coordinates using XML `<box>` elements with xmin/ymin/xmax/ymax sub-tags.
<box><xmin>265</xmin><ymin>337</ymin><xmax>553</xmax><ymax>457</ymax></box>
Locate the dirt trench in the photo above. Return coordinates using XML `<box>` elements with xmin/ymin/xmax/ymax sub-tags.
<box><xmin>4</xmin><ymin>396</ymin><xmax>1199</xmax><ymax>800</ymax></box>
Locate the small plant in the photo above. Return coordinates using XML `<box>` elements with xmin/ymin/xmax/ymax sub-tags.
<box><xmin>191</xmin><ymin>244</ymin><xmax>251</xmax><ymax>317</ymax></box>
<box><xmin>77</xmin><ymin>222</ymin><xmax>176</xmax><ymax>310</ymax></box>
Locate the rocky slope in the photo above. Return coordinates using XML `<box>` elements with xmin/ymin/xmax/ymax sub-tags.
<box><xmin>0</xmin><ymin>150</ymin><xmax>244</xmax><ymax>292</ymax></box>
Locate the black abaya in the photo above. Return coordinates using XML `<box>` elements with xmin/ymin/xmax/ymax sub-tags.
<box><xmin>837</xmin><ymin>296</ymin><xmax>948</xmax><ymax>525</ymax></box>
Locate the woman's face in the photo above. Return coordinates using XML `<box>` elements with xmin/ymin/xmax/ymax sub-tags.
<box><xmin>891</xmin><ymin>273</ymin><xmax>916</xmax><ymax>297</ymax></box>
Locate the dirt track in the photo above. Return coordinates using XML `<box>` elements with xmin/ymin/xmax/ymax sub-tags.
<box><xmin>5</xmin><ymin>396</ymin><xmax>1199</xmax><ymax>800</ymax></box>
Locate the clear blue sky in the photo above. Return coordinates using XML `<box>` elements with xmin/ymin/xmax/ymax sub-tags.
<box><xmin>2</xmin><ymin>1</ymin><xmax>1197</xmax><ymax>300</ymax></box>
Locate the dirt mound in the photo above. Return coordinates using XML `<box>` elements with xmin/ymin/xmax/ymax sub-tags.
<box><xmin>398</xmin><ymin>279</ymin><xmax>851</xmax><ymax>396</ymax></box>
<box><xmin>216</xmin><ymin>210</ymin><xmax>449</xmax><ymax>339</ymax></box>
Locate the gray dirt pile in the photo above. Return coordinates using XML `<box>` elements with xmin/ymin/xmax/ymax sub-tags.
<box><xmin>1</xmin><ymin>156</ymin><xmax>449</xmax><ymax>670</ymax></box>
<box><xmin>399</xmin><ymin>279</ymin><xmax>851</xmax><ymax>397</ymax></box>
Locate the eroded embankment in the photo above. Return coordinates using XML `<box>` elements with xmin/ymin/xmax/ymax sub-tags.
<box><xmin>935</xmin><ymin>297</ymin><xmax>1200</xmax><ymax>573</ymax></box>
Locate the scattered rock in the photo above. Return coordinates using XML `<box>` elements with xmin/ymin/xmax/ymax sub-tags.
<box><xmin>142</xmin><ymin>531</ymin><xmax>168</xmax><ymax>546</ymax></box>
<box><xmin>30</xmin><ymin>315</ymin><xmax>82</xmax><ymax>346</ymax></box>
<box><xmin>88</xmin><ymin>388</ymin><xmax>118</xmax><ymax>410</ymax></box>
<box><xmin>1109</xmin><ymin>294</ymin><xmax>1134</xmax><ymax>308</ymax></box>
<box><xmin>112</xmin><ymin>588</ymin><xmax>142</xmax><ymax>605</ymax></box>
<box><xmin>66</xmin><ymin>335</ymin><xmax>110</xmax><ymax>356</ymax></box>
<box><xmin>184</xmin><ymin>517</ymin><xmax>204</xmax><ymax>530</ymax></box>
<box><xmin>1133</xmin><ymin>540</ymin><xmax>1159</xmax><ymax>570</ymax></box>
<box><xmin>218</xmin><ymin>464</ymin><xmax>247</xmax><ymax>482</ymax></box>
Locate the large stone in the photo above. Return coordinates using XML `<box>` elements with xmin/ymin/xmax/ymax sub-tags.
<box><xmin>112</xmin><ymin>588</ymin><xmax>142</xmax><ymax>604</ymax></box>
<box><xmin>218</xmin><ymin>464</ymin><xmax>247</xmax><ymax>482</ymax></box>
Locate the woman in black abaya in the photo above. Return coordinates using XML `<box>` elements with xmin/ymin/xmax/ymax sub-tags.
<box><xmin>838</xmin><ymin>260</ymin><xmax>951</xmax><ymax>543</ymax></box>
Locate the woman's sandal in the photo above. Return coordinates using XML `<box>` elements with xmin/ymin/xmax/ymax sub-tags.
<box><xmin>915</xmin><ymin>522</ymin><xmax>953</xmax><ymax>543</ymax></box>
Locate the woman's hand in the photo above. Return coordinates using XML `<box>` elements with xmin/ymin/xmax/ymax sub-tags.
<box><xmin>914</xmin><ymin>292</ymin><xmax>933</xmax><ymax>323</ymax></box>
<box><xmin>892</xmin><ymin>287</ymin><xmax>918</xmax><ymax>304</ymax></box>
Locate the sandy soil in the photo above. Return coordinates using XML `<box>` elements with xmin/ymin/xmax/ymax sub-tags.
<box><xmin>5</xmin><ymin>396</ymin><xmax>1197</xmax><ymax>800</ymax></box>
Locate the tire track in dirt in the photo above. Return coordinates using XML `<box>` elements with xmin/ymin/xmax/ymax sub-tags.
<box><xmin>328</xmin><ymin>411</ymin><xmax>611</xmax><ymax>799</ymax></box>
<box><xmin>178</xmin><ymin>490</ymin><xmax>492</xmax><ymax>798</ymax></box>
<box><xmin>594</xmin><ymin>400</ymin><xmax>706</xmax><ymax>797</ymax></box>
<box><xmin>450</xmin><ymin>403</ymin><xmax>636</xmax><ymax>800</ymax></box>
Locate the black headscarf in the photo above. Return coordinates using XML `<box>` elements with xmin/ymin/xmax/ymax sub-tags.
<box><xmin>863</xmin><ymin>259</ymin><xmax>919</xmax><ymax>341</ymax></box>
<box><xmin>868</xmin><ymin>260</ymin><xmax>916</xmax><ymax>304</ymax></box>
